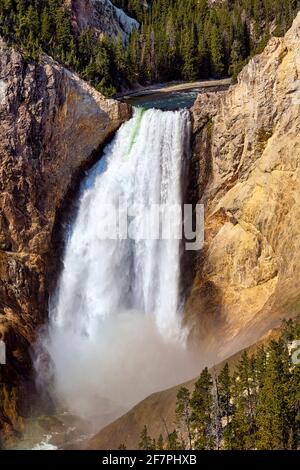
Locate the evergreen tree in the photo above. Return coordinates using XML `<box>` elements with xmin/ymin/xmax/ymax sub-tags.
<box><xmin>175</xmin><ymin>386</ymin><xmax>193</xmax><ymax>449</ymax></box>
<box><xmin>228</xmin><ymin>352</ymin><xmax>256</xmax><ymax>450</ymax></box>
<box><xmin>190</xmin><ymin>367</ymin><xmax>213</xmax><ymax>449</ymax></box>
<box><xmin>167</xmin><ymin>430</ymin><xmax>182</xmax><ymax>450</ymax></box>
<box><xmin>210</xmin><ymin>24</ymin><xmax>224</xmax><ymax>77</ymax></box>
<box><xmin>157</xmin><ymin>434</ymin><xmax>164</xmax><ymax>450</ymax></box>
<box><xmin>41</xmin><ymin>7</ymin><xmax>51</xmax><ymax>46</ymax></box>
<box><xmin>1</xmin><ymin>0</ymin><xmax>300</xmax><ymax>95</ymax></box>
<box><xmin>141</xmin><ymin>319</ymin><xmax>300</xmax><ymax>451</ymax></box>
<box><xmin>198</xmin><ymin>24</ymin><xmax>210</xmax><ymax>78</ymax></box>
<box><xmin>218</xmin><ymin>363</ymin><xmax>232</xmax><ymax>427</ymax></box>
<box><xmin>211</xmin><ymin>375</ymin><xmax>223</xmax><ymax>449</ymax></box>
<box><xmin>256</xmin><ymin>340</ymin><xmax>291</xmax><ymax>449</ymax></box>
<box><xmin>182</xmin><ymin>26</ymin><xmax>198</xmax><ymax>81</ymax></box>
<box><xmin>139</xmin><ymin>425</ymin><xmax>154</xmax><ymax>450</ymax></box>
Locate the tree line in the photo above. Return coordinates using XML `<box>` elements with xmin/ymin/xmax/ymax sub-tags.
<box><xmin>0</xmin><ymin>0</ymin><xmax>300</xmax><ymax>97</ymax></box>
<box><xmin>115</xmin><ymin>0</ymin><xmax>300</xmax><ymax>82</ymax></box>
<box><xmin>135</xmin><ymin>319</ymin><xmax>300</xmax><ymax>450</ymax></box>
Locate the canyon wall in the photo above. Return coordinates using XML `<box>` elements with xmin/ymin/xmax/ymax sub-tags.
<box><xmin>188</xmin><ymin>11</ymin><xmax>300</xmax><ymax>359</ymax></box>
<box><xmin>88</xmin><ymin>12</ymin><xmax>300</xmax><ymax>450</ymax></box>
<box><xmin>67</xmin><ymin>0</ymin><xmax>139</xmax><ymax>42</ymax></box>
<box><xmin>0</xmin><ymin>39</ymin><xmax>131</xmax><ymax>438</ymax></box>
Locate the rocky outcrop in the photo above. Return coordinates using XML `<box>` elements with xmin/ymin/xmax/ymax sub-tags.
<box><xmin>67</xmin><ymin>0</ymin><xmax>139</xmax><ymax>42</ymax></box>
<box><xmin>188</xmin><ymin>12</ymin><xmax>300</xmax><ymax>359</ymax></box>
<box><xmin>0</xmin><ymin>39</ymin><xmax>131</xmax><ymax>438</ymax></box>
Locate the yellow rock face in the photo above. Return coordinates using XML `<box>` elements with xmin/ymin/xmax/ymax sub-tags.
<box><xmin>189</xmin><ymin>12</ymin><xmax>300</xmax><ymax>360</ymax></box>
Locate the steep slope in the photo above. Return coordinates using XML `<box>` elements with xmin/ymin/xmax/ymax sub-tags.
<box><xmin>87</xmin><ymin>328</ymin><xmax>281</xmax><ymax>450</ymax></box>
<box><xmin>68</xmin><ymin>0</ymin><xmax>139</xmax><ymax>41</ymax></box>
<box><xmin>187</xmin><ymin>11</ymin><xmax>300</xmax><ymax>360</ymax></box>
<box><xmin>0</xmin><ymin>39</ymin><xmax>131</xmax><ymax>438</ymax></box>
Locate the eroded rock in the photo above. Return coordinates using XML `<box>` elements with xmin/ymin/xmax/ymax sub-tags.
<box><xmin>189</xmin><ymin>12</ymin><xmax>300</xmax><ymax>359</ymax></box>
<box><xmin>0</xmin><ymin>39</ymin><xmax>131</xmax><ymax>437</ymax></box>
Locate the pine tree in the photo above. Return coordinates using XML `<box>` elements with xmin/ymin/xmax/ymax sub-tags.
<box><xmin>140</xmin><ymin>319</ymin><xmax>300</xmax><ymax>451</ymax></box>
<box><xmin>41</xmin><ymin>7</ymin><xmax>51</xmax><ymax>46</ymax></box>
<box><xmin>254</xmin><ymin>346</ymin><xmax>267</xmax><ymax>391</ymax></box>
<box><xmin>182</xmin><ymin>26</ymin><xmax>198</xmax><ymax>81</ymax></box>
<box><xmin>175</xmin><ymin>387</ymin><xmax>193</xmax><ymax>449</ymax></box>
<box><xmin>198</xmin><ymin>24</ymin><xmax>210</xmax><ymax>78</ymax></box>
<box><xmin>211</xmin><ymin>375</ymin><xmax>223</xmax><ymax>449</ymax></box>
<box><xmin>256</xmin><ymin>340</ymin><xmax>290</xmax><ymax>449</ymax></box>
<box><xmin>114</xmin><ymin>35</ymin><xmax>127</xmax><ymax>79</ymax></box>
<box><xmin>157</xmin><ymin>434</ymin><xmax>164</xmax><ymax>450</ymax></box>
<box><xmin>1</xmin><ymin>0</ymin><xmax>300</xmax><ymax>95</ymax></box>
<box><xmin>15</xmin><ymin>0</ymin><xmax>26</xmax><ymax>42</ymax></box>
<box><xmin>210</xmin><ymin>24</ymin><xmax>224</xmax><ymax>77</ymax></box>
<box><xmin>127</xmin><ymin>28</ymin><xmax>140</xmax><ymax>82</ymax></box>
<box><xmin>139</xmin><ymin>425</ymin><xmax>154</xmax><ymax>450</ymax></box>
<box><xmin>229</xmin><ymin>39</ymin><xmax>244</xmax><ymax>79</ymax></box>
<box><xmin>26</xmin><ymin>3</ymin><xmax>40</xmax><ymax>39</ymax></box>
<box><xmin>224</xmin><ymin>352</ymin><xmax>257</xmax><ymax>450</ymax></box>
<box><xmin>218</xmin><ymin>363</ymin><xmax>231</xmax><ymax>427</ymax></box>
<box><xmin>167</xmin><ymin>430</ymin><xmax>182</xmax><ymax>450</ymax></box>
<box><xmin>78</xmin><ymin>28</ymin><xmax>94</xmax><ymax>69</ymax></box>
<box><xmin>190</xmin><ymin>367</ymin><xmax>213</xmax><ymax>449</ymax></box>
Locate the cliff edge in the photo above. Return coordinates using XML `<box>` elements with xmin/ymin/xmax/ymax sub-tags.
<box><xmin>0</xmin><ymin>40</ymin><xmax>131</xmax><ymax>437</ymax></box>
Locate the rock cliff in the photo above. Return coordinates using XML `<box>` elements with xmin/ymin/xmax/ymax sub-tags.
<box><xmin>67</xmin><ymin>0</ymin><xmax>139</xmax><ymax>42</ymax></box>
<box><xmin>188</xmin><ymin>11</ymin><xmax>300</xmax><ymax>359</ymax></box>
<box><xmin>0</xmin><ymin>39</ymin><xmax>131</xmax><ymax>437</ymax></box>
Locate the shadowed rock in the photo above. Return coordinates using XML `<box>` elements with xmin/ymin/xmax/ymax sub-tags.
<box><xmin>0</xmin><ymin>39</ymin><xmax>131</xmax><ymax>437</ymax></box>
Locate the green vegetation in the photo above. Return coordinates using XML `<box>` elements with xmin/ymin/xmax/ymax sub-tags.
<box><xmin>0</xmin><ymin>0</ymin><xmax>300</xmax><ymax>96</ymax></box>
<box><xmin>118</xmin><ymin>0</ymin><xmax>300</xmax><ymax>82</ymax></box>
<box><xmin>138</xmin><ymin>319</ymin><xmax>300</xmax><ymax>450</ymax></box>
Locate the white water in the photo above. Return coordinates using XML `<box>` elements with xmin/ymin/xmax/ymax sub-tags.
<box><xmin>110</xmin><ymin>1</ymin><xmax>139</xmax><ymax>37</ymax></box>
<box><xmin>32</xmin><ymin>435</ymin><xmax>57</xmax><ymax>451</ymax></box>
<box><xmin>38</xmin><ymin>108</ymin><xmax>198</xmax><ymax>426</ymax></box>
<box><xmin>94</xmin><ymin>1</ymin><xmax>139</xmax><ymax>41</ymax></box>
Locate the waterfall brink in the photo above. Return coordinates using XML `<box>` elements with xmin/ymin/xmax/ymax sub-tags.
<box><xmin>40</xmin><ymin>108</ymin><xmax>198</xmax><ymax>425</ymax></box>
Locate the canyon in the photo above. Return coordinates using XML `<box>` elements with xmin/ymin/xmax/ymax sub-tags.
<box><xmin>0</xmin><ymin>5</ymin><xmax>300</xmax><ymax>451</ymax></box>
<box><xmin>0</xmin><ymin>38</ymin><xmax>131</xmax><ymax>437</ymax></box>
<box><xmin>89</xmin><ymin>12</ymin><xmax>300</xmax><ymax>448</ymax></box>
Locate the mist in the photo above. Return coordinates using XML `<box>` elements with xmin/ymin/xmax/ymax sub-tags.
<box><xmin>35</xmin><ymin>108</ymin><xmax>197</xmax><ymax>431</ymax></box>
<box><xmin>40</xmin><ymin>310</ymin><xmax>200</xmax><ymax>428</ymax></box>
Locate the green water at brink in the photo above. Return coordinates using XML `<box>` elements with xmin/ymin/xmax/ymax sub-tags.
<box><xmin>125</xmin><ymin>107</ymin><xmax>146</xmax><ymax>159</ymax></box>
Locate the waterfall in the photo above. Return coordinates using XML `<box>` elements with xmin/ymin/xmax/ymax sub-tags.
<box><xmin>40</xmin><ymin>108</ymin><xmax>198</xmax><ymax>425</ymax></box>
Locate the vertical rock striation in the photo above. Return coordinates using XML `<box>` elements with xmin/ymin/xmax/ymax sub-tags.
<box><xmin>189</xmin><ymin>12</ymin><xmax>300</xmax><ymax>359</ymax></box>
<box><xmin>67</xmin><ymin>0</ymin><xmax>139</xmax><ymax>42</ymax></box>
<box><xmin>0</xmin><ymin>39</ymin><xmax>131</xmax><ymax>437</ymax></box>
